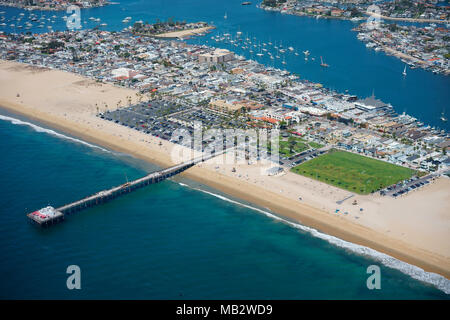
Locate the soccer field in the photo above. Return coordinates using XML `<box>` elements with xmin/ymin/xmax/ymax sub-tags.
<box><xmin>291</xmin><ymin>150</ymin><xmax>415</xmax><ymax>194</ymax></box>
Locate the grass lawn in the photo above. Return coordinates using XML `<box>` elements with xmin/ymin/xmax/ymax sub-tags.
<box><xmin>291</xmin><ymin>150</ymin><xmax>415</xmax><ymax>194</ymax></box>
<box><xmin>308</xmin><ymin>141</ymin><xmax>324</xmax><ymax>149</ymax></box>
<box><xmin>279</xmin><ymin>139</ymin><xmax>309</xmax><ymax>157</ymax></box>
<box><xmin>270</xmin><ymin>137</ymin><xmax>323</xmax><ymax>158</ymax></box>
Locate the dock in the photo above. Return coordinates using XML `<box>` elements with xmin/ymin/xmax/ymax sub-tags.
<box><xmin>27</xmin><ymin>150</ymin><xmax>229</xmax><ymax>227</ymax></box>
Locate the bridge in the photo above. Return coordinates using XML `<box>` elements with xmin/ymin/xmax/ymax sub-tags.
<box><xmin>27</xmin><ymin>149</ymin><xmax>229</xmax><ymax>227</ymax></box>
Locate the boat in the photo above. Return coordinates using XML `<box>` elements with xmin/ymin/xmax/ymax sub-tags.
<box><xmin>402</xmin><ymin>65</ymin><xmax>407</xmax><ymax>76</ymax></box>
<box><xmin>320</xmin><ymin>56</ymin><xmax>329</xmax><ymax>67</ymax></box>
<box><xmin>441</xmin><ymin>112</ymin><xmax>448</xmax><ymax>122</ymax></box>
<box><xmin>303</xmin><ymin>50</ymin><xmax>310</xmax><ymax>60</ymax></box>
<box><xmin>242</xmin><ymin>2</ymin><xmax>252</xmax><ymax>5</ymax></box>
<box><xmin>224</xmin><ymin>12</ymin><xmax>227</xmax><ymax>19</ymax></box>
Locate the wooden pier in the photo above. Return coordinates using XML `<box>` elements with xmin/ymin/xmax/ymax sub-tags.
<box><xmin>27</xmin><ymin>151</ymin><xmax>227</xmax><ymax>227</ymax></box>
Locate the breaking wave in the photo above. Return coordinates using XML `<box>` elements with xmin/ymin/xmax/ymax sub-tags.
<box><xmin>0</xmin><ymin>114</ymin><xmax>110</xmax><ymax>153</ymax></box>
<box><xmin>178</xmin><ymin>182</ymin><xmax>450</xmax><ymax>294</ymax></box>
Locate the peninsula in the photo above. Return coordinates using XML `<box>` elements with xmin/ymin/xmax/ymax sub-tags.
<box><xmin>0</xmin><ymin>28</ymin><xmax>449</xmax><ymax>286</ymax></box>
<box><xmin>259</xmin><ymin>0</ymin><xmax>449</xmax><ymax>24</ymax></box>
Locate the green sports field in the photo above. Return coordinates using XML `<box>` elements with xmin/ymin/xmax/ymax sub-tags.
<box><xmin>291</xmin><ymin>150</ymin><xmax>415</xmax><ymax>194</ymax></box>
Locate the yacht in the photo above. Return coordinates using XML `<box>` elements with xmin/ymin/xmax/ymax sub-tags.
<box><xmin>303</xmin><ymin>50</ymin><xmax>310</xmax><ymax>60</ymax></box>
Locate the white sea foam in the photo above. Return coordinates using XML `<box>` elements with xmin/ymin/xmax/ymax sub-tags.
<box><xmin>178</xmin><ymin>182</ymin><xmax>450</xmax><ymax>294</ymax></box>
<box><xmin>0</xmin><ymin>114</ymin><xmax>110</xmax><ymax>153</ymax></box>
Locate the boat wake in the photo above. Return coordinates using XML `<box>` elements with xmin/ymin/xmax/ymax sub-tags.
<box><xmin>0</xmin><ymin>114</ymin><xmax>110</xmax><ymax>153</ymax></box>
<box><xmin>178</xmin><ymin>182</ymin><xmax>450</xmax><ymax>294</ymax></box>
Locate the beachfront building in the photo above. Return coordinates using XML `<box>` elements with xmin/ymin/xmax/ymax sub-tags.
<box><xmin>198</xmin><ymin>49</ymin><xmax>234</xmax><ymax>64</ymax></box>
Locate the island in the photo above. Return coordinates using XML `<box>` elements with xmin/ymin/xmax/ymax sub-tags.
<box><xmin>131</xmin><ymin>19</ymin><xmax>215</xmax><ymax>39</ymax></box>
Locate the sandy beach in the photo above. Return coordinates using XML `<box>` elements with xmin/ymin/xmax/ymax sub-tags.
<box><xmin>153</xmin><ymin>26</ymin><xmax>215</xmax><ymax>39</ymax></box>
<box><xmin>1</xmin><ymin>60</ymin><xmax>449</xmax><ymax>279</ymax></box>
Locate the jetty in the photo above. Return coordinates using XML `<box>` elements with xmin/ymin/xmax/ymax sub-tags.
<box><xmin>27</xmin><ymin>150</ymin><xmax>228</xmax><ymax>227</ymax></box>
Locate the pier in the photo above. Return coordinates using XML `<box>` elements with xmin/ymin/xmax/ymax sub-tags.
<box><xmin>27</xmin><ymin>150</ymin><xmax>228</xmax><ymax>227</ymax></box>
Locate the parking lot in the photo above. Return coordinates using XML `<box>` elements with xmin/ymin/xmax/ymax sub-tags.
<box><xmin>99</xmin><ymin>99</ymin><xmax>251</xmax><ymax>151</ymax></box>
<box><xmin>382</xmin><ymin>175</ymin><xmax>435</xmax><ymax>197</ymax></box>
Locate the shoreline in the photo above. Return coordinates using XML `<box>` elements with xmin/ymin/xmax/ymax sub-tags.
<box><xmin>259</xmin><ymin>5</ymin><xmax>449</xmax><ymax>24</ymax></box>
<box><xmin>3</xmin><ymin>101</ymin><xmax>450</xmax><ymax>283</ymax></box>
<box><xmin>0</xmin><ymin>2</ymin><xmax>109</xmax><ymax>11</ymax></box>
<box><xmin>2</xmin><ymin>106</ymin><xmax>450</xmax><ymax>282</ymax></box>
<box><xmin>356</xmin><ymin>34</ymin><xmax>450</xmax><ymax>76</ymax></box>
<box><xmin>0</xmin><ymin>60</ymin><xmax>449</xmax><ymax>284</ymax></box>
<box><xmin>152</xmin><ymin>26</ymin><xmax>215</xmax><ymax>39</ymax></box>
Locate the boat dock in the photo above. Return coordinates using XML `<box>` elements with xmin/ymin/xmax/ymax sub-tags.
<box><xmin>27</xmin><ymin>150</ymin><xmax>228</xmax><ymax>227</ymax></box>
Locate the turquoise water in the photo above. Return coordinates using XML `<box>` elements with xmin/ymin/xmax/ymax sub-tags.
<box><xmin>0</xmin><ymin>112</ymin><xmax>449</xmax><ymax>299</ymax></box>
<box><xmin>1</xmin><ymin>0</ymin><xmax>449</xmax><ymax>131</ymax></box>
<box><xmin>0</xmin><ymin>0</ymin><xmax>450</xmax><ymax>299</ymax></box>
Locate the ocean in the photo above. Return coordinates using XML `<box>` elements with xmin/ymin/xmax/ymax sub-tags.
<box><xmin>0</xmin><ymin>0</ymin><xmax>449</xmax><ymax>299</ymax></box>
<box><xmin>0</xmin><ymin>112</ymin><xmax>449</xmax><ymax>299</ymax></box>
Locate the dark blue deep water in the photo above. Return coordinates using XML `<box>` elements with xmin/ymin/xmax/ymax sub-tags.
<box><xmin>0</xmin><ymin>0</ymin><xmax>449</xmax><ymax>299</ymax></box>
<box><xmin>0</xmin><ymin>113</ymin><xmax>448</xmax><ymax>299</ymax></box>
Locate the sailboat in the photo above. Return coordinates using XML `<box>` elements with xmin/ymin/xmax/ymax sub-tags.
<box><xmin>402</xmin><ymin>65</ymin><xmax>407</xmax><ymax>76</ymax></box>
<box><xmin>441</xmin><ymin>112</ymin><xmax>448</xmax><ymax>122</ymax></box>
<box><xmin>303</xmin><ymin>50</ymin><xmax>310</xmax><ymax>60</ymax></box>
<box><xmin>224</xmin><ymin>12</ymin><xmax>227</xmax><ymax>19</ymax></box>
<box><xmin>320</xmin><ymin>56</ymin><xmax>329</xmax><ymax>67</ymax></box>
